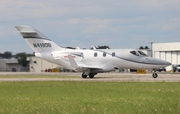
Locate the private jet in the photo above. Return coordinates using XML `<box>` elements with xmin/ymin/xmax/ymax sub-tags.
<box><xmin>15</xmin><ymin>26</ymin><xmax>171</xmax><ymax>78</ymax></box>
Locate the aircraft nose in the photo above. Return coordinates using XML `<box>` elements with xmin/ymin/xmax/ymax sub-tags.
<box><xmin>156</xmin><ymin>59</ymin><xmax>171</xmax><ymax>67</ymax></box>
<box><xmin>161</xmin><ymin>60</ymin><xmax>171</xmax><ymax>66</ymax></box>
<box><xmin>147</xmin><ymin>57</ymin><xmax>171</xmax><ymax>67</ymax></box>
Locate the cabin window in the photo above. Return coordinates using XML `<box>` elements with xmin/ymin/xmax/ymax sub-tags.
<box><xmin>130</xmin><ymin>51</ymin><xmax>139</xmax><ymax>56</ymax></box>
<box><xmin>94</xmin><ymin>52</ymin><xmax>97</xmax><ymax>57</ymax></box>
<box><xmin>103</xmin><ymin>52</ymin><xmax>106</xmax><ymax>57</ymax></box>
<box><xmin>112</xmin><ymin>52</ymin><xmax>115</xmax><ymax>57</ymax></box>
<box><xmin>138</xmin><ymin>51</ymin><xmax>147</xmax><ymax>56</ymax></box>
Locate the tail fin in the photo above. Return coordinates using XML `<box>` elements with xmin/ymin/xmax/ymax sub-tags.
<box><xmin>15</xmin><ymin>25</ymin><xmax>64</xmax><ymax>53</ymax></box>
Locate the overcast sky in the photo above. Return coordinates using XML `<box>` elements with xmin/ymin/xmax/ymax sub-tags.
<box><xmin>0</xmin><ymin>0</ymin><xmax>180</xmax><ymax>54</ymax></box>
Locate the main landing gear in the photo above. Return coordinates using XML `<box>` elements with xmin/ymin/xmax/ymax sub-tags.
<box><xmin>82</xmin><ymin>73</ymin><xmax>97</xmax><ymax>78</ymax></box>
<box><xmin>82</xmin><ymin>73</ymin><xmax>87</xmax><ymax>78</ymax></box>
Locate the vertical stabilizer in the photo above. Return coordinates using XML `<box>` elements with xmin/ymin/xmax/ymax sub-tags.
<box><xmin>15</xmin><ymin>26</ymin><xmax>64</xmax><ymax>53</ymax></box>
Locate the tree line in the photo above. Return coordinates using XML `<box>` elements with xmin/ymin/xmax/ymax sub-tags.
<box><xmin>66</xmin><ymin>45</ymin><xmax>110</xmax><ymax>49</ymax></box>
<box><xmin>139</xmin><ymin>46</ymin><xmax>149</xmax><ymax>49</ymax></box>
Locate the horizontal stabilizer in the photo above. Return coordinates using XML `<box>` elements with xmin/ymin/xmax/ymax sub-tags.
<box><xmin>15</xmin><ymin>26</ymin><xmax>37</xmax><ymax>33</ymax></box>
<box><xmin>18</xmin><ymin>31</ymin><xmax>37</xmax><ymax>33</ymax></box>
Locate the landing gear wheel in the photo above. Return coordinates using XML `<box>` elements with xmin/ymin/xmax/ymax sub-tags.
<box><xmin>89</xmin><ymin>73</ymin><xmax>94</xmax><ymax>78</ymax></box>
<box><xmin>152</xmin><ymin>72</ymin><xmax>158</xmax><ymax>78</ymax></box>
<box><xmin>82</xmin><ymin>73</ymin><xmax>87</xmax><ymax>78</ymax></box>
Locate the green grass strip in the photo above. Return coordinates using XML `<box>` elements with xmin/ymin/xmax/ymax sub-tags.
<box><xmin>0</xmin><ymin>82</ymin><xmax>180</xmax><ymax>114</ymax></box>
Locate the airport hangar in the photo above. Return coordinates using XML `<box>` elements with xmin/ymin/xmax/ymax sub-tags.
<box><xmin>27</xmin><ymin>57</ymin><xmax>62</xmax><ymax>72</ymax></box>
<box><xmin>152</xmin><ymin>42</ymin><xmax>180</xmax><ymax>71</ymax></box>
<box><xmin>0</xmin><ymin>58</ymin><xmax>28</xmax><ymax>72</ymax></box>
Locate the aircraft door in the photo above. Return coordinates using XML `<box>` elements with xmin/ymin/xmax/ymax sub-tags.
<box><xmin>81</xmin><ymin>53</ymin><xmax>84</xmax><ymax>60</ymax></box>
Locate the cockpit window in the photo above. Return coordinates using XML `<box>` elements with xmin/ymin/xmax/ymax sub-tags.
<box><xmin>138</xmin><ymin>51</ymin><xmax>147</xmax><ymax>56</ymax></box>
<box><xmin>130</xmin><ymin>51</ymin><xmax>139</xmax><ymax>56</ymax></box>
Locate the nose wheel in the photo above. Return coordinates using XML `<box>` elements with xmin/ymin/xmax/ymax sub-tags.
<box><xmin>152</xmin><ymin>72</ymin><xmax>158</xmax><ymax>78</ymax></box>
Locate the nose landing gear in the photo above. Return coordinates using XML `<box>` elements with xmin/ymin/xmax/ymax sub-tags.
<box><xmin>152</xmin><ymin>72</ymin><xmax>158</xmax><ymax>78</ymax></box>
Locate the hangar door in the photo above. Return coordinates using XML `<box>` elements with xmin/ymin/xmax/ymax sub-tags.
<box><xmin>154</xmin><ymin>51</ymin><xmax>180</xmax><ymax>70</ymax></box>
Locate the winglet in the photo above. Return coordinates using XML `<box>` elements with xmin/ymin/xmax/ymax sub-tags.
<box><xmin>68</xmin><ymin>55</ymin><xmax>78</xmax><ymax>69</ymax></box>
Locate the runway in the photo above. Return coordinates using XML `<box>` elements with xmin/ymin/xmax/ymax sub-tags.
<box><xmin>0</xmin><ymin>72</ymin><xmax>180</xmax><ymax>82</ymax></box>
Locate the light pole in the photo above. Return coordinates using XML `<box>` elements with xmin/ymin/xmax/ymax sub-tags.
<box><xmin>150</xmin><ymin>42</ymin><xmax>153</xmax><ymax>57</ymax></box>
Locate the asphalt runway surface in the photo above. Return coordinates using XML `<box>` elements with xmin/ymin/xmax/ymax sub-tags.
<box><xmin>0</xmin><ymin>72</ymin><xmax>180</xmax><ymax>82</ymax></box>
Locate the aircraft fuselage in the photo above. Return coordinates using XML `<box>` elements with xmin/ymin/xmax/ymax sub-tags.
<box><xmin>35</xmin><ymin>49</ymin><xmax>170</xmax><ymax>73</ymax></box>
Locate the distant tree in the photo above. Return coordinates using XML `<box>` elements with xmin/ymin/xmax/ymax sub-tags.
<box><xmin>26</xmin><ymin>53</ymin><xmax>35</xmax><ymax>57</ymax></box>
<box><xmin>32</xmin><ymin>52</ymin><xmax>35</xmax><ymax>56</ymax></box>
<box><xmin>139</xmin><ymin>46</ymin><xmax>144</xmax><ymax>49</ymax></box>
<box><xmin>66</xmin><ymin>47</ymin><xmax>75</xmax><ymax>49</ymax></box>
<box><xmin>97</xmin><ymin>45</ymin><xmax>110</xmax><ymax>49</ymax></box>
<box><xmin>0</xmin><ymin>53</ymin><xmax>3</xmax><ymax>58</ymax></box>
<box><xmin>3</xmin><ymin>51</ymin><xmax>12</xmax><ymax>59</ymax></box>
<box><xmin>144</xmin><ymin>46</ymin><xmax>149</xmax><ymax>49</ymax></box>
<box><xmin>90</xmin><ymin>47</ymin><xmax>96</xmax><ymax>49</ymax></box>
<box><xmin>15</xmin><ymin>52</ymin><xmax>30</xmax><ymax>67</ymax></box>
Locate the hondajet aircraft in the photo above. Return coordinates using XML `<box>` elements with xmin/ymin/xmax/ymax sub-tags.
<box><xmin>15</xmin><ymin>26</ymin><xmax>171</xmax><ymax>78</ymax></box>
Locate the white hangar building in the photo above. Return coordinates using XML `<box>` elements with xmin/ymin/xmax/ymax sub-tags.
<box><xmin>152</xmin><ymin>42</ymin><xmax>180</xmax><ymax>71</ymax></box>
<box><xmin>27</xmin><ymin>57</ymin><xmax>62</xmax><ymax>72</ymax></box>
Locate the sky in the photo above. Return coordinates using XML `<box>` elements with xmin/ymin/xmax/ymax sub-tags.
<box><xmin>0</xmin><ymin>0</ymin><xmax>180</xmax><ymax>54</ymax></box>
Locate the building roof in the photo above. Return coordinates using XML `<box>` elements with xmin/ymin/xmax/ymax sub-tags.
<box><xmin>153</xmin><ymin>42</ymin><xmax>180</xmax><ymax>51</ymax></box>
<box><xmin>0</xmin><ymin>58</ymin><xmax>19</xmax><ymax>64</ymax></box>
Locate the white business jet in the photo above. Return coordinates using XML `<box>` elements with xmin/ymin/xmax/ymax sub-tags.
<box><xmin>15</xmin><ymin>26</ymin><xmax>171</xmax><ymax>78</ymax></box>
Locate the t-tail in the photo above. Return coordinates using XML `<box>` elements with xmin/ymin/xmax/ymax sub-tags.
<box><xmin>15</xmin><ymin>26</ymin><xmax>64</xmax><ymax>53</ymax></box>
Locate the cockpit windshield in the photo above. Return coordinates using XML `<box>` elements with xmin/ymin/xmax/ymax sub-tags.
<box><xmin>130</xmin><ymin>51</ymin><xmax>139</xmax><ymax>56</ymax></box>
<box><xmin>138</xmin><ymin>51</ymin><xmax>147</xmax><ymax>56</ymax></box>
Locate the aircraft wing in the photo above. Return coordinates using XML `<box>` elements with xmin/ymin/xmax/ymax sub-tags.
<box><xmin>68</xmin><ymin>55</ymin><xmax>103</xmax><ymax>72</ymax></box>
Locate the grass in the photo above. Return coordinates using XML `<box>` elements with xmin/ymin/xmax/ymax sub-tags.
<box><xmin>0</xmin><ymin>81</ymin><xmax>180</xmax><ymax>114</ymax></box>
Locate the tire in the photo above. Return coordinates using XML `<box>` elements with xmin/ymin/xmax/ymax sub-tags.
<box><xmin>82</xmin><ymin>73</ymin><xmax>87</xmax><ymax>78</ymax></box>
<box><xmin>152</xmin><ymin>73</ymin><xmax>158</xmax><ymax>78</ymax></box>
<box><xmin>89</xmin><ymin>73</ymin><xmax>94</xmax><ymax>78</ymax></box>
